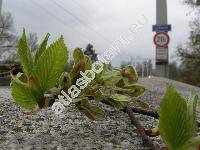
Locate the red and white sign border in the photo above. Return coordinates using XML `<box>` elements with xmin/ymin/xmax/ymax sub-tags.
<box><xmin>153</xmin><ymin>32</ymin><xmax>170</xmax><ymax>48</ymax></box>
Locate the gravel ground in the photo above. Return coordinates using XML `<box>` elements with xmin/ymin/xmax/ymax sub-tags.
<box><xmin>0</xmin><ymin>77</ymin><xmax>200</xmax><ymax>150</ymax></box>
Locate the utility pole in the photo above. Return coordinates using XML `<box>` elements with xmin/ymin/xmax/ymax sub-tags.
<box><xmin>0</xmin><ymin>0</ymin><xmax>2</xmax><ymax>16</ymax></box>
<box><xmin>153</xmin><ymin>0</ymin><xmax>171</xmax><ymax>78</ymax></box>
<box><xmin>142</xmin><ymin>63</ymin><xmax>144</xmax><ymax>78</ymax></box>
<box><xmin>146</xmin><ymin>62</ymin><xmax>149</xmax><ymax>77</ymax></box>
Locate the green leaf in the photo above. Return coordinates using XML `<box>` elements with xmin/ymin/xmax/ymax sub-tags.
<box><xmin>33</xmin><ymin>36</ymin><xmax>69</xmax><ymax>92</ymax></box>
<box><xmin>123</xmin><ymin>84</ymin><xmax>145</xmax><ymax>97</ymax></box>
<box><xmin>187</xmin><ymin>93</ymin><xmax>198</xmax><ymax>136</ymax></box>
<box><xmin>89</xmin><ymin>105</ymin><xmax>106</xmax><ymax>120</ymax></box>
<box><xmin>69</xmin><ymin>48</ymin><xmax>85</xmax><ymax>82</ymax></box>
<box><xmin>110</xmin><ymin>94</ymin><xmax>131</xmax><ymax>102</ymax></box>
<box><xmin>18</xmin><ymin>29</ymin><xmax>34</xmax><ymax>76</ymax></box>
<box><xmin>47</xmin><ymin>87</ymin><xmax>62</xmax><ymax>96</ymax></box>
<box><xmin>101</xmin><ymin>69</ymin><xmax>122</xmax><ymax>86</ymax></box>
<box><xmin>103</xmin><ymin>76</ymin><xmax>123</xmax><ymax>86</ymax></box>
<box><xmin>73</xmin><ymin>48</ymin><xmax>84</xmax><ymax>64</ymax></box>
<box><xmin>92</xmin><ymin>89</ymin><xmax>104</xmax><ymax>101</ymax></box>
<box><xmin>110</xmin><ymin>84</ymin><xmax>145</xmax><ymax>98</ymax></box>
<box><xmin>59</xmin><ymin>72</ymin><xmax>71</xmax><ymax>89</ymax></box>
<box><xmin>76</xmin><ymin>99</ymin><xmax>105</xmax><ymax>120</ymax></box>
<box><xmin>189</xmin><ymin>136</ymin><xmax>200</xmax><ymax>145</ymax></box>
<box><xmin>16</xmin><ymin>73</ymin><xmax>27</xmax><ymax>83</ymax></box>
<box><xmin>181</xmin><ymin>136</ymin><xmax>200</xmax><ymax>150</ymax></box>
<box><xmin>106</xmin><ymin>98</ymin><xmax>124</xmax><ymax>109</ymax></box>
<box><xmin>137</xmin><ymin>100</ymin><xmax>150</xmax><ymax>110</ymax></box>
<box><xmin>34</xmin><ymin>33</ymin><xmax>50</xmax><ymax>64</ymax></box>
<box><xmin>11</xmin><ymin>75</ymin><xmax>37</xmax><ymax>109</ymax></box>
<box><xmin>159</xmin><ymin>85</ymin><xmax>197</xmax><ymax>150</ymax></box>
<box><xmin>69</xmin><ymin>62</ymin><xmax>84</xmax><ymax>83</ymax></box>
<box><xmin>84</xmin><ymin>55</ymin><xmax>92</xmax><ymax>70</ymax></box>
<box><xmin>122</xmin><ymin>65</ymin><xmax>138</xmax><ymax>84</ymax></box>
<box><xmin>101</xmin><ymin>69</ymin><xmax>121</xmax><ymax>80</ymax></box>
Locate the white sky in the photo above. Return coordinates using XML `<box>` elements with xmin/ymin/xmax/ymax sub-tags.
<box><xmin>3</xmin><ymin>0</ymin><xmax>196</xmax><ymax>66</ymax></box>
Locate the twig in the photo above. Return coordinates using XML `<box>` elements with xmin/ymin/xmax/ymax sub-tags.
<box><xmin>124</xmin><ymin>107</ymin><xmax>159</xmax><ymax>150</ymax></box>
<box><xmin>131</xmin><ymin>107</ymin><xmax>159</xmax><ymax>119</ymax></box>
<box><xmin>130</xmin><ymin>107</ymin><xmax>200</xmax><ymax>128</ymax></box>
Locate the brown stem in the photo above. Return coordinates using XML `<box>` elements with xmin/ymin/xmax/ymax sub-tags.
<box><xmin>130</xmin><ymin>107</ymin><xmax>200</xmax><ymax>128</ymax></box>
<box><xmin>124</xmin><ymin>106</ymin><xmax>159</xmax><ymax>150</ymax></box>
<box><xmin>131</xmin><ymin>107</ymin><xmax>159</xmax><ymax>119</ymax></box>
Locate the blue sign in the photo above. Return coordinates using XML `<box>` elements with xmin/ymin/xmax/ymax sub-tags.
<box><xmin>153</xmin><ymin>25</ymin><xmax>172</xmax><ymax>32</ymax></box>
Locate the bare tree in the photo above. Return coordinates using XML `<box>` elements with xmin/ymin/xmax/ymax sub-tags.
<box><xmin>84</xmin><ymin>44</ymin><xmax>98</xmax><ymax>62</ymax></box>
<box><xmin>0</xmin><ymin>12</ymin><xmax>39</xmax><ymax>63</ymax></box>
<box><xmin>184</xmin><ymin>0</ymin><xmax>200</xmax><ymax>6</ymax></box>
<box><xmin>176</xmin><ymin>19</ymin><xmax>200</xmax><ymax>86</ymax></box>
<box><xmin>0</xmin><ymin>12</ymin><xmax>17</xmax><ymax>50</ymax></box>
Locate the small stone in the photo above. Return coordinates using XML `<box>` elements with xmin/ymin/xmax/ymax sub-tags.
<box><xmin>121</xmin><ymin>141</ymin><xmax>130</xmax><ymax>147</ymax></box>
<box><xmin>104</xmin><ymin>143</ymin><xmax>113</xmax><ymax>150</ymax></box>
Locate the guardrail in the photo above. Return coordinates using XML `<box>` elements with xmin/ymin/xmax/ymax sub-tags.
<box><xmin>0</xmin><ymin>64</ymin><xmax>11</xmax><ymax>86</ymax></box>
<box><xmin>0</xmin><ymin>63</ymin><xmax>22</xmax><ymax>86</ymax></box>
<box><xmin>0</xmin><ymin>64</ymin><xmax>10</xmax><ymax>70</ymax></box>
<box><xmin>0</xmin><ymin>75</ymin><xmax>11</xmax><ymax>86</ymax></box>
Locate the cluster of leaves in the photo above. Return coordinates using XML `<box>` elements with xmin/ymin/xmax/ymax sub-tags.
<box><xmin>11</xmin><ymin>30</ymin><xmax>69</xmax><ymax>109</ymax></box>
<box><xmin>159</xmin><ymin>85</ymin><xmax>200</xmax><ymax>150</ymax></box>
<box><xmin>11</xmin><ymin>31</ymin><xmax>200</xmax><ymax>149</ymax></box>
<box><xmin>60</xmin><ymin>48</ymin><xmax>146</xmax><ymax>120</ymax></box>
<box><xmin>11</xmin><ymin>31</ymin><xmax>146</xmax><ymax>120</ymax></box>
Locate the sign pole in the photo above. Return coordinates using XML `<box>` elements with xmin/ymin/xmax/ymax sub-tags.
<box><xmin>155</xmin><ymin>0</ymin><xmax>169</xmax><ymax>78</ymax></box>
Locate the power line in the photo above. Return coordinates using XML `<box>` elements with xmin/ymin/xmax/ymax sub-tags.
<box><xmin>71</xmin><ymin>0</ymin><xmax>110</xmax><ymax>37</ymax></box>
<box><xmin>29</xmin><ymin>0</ymin><xmax>73</xmax><ymax>30</ymax></box>
<box><xmin>71</xmin><ymin>0</ymin><xmax>91</xmax><ymax>17</ymax></box>
<box><xmin>50</xmin><ymin>0</ymin><xmax>112</xmax><ymax>43</ymax></box>
<box><xmin>29</xmin><ymin>0</ymin><xmax>91</xmax><ymax>43</ymax></box>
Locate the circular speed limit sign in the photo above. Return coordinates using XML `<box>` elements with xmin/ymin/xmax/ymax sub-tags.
<box><xmin>153</xmin><ymin>32</ymin><xmax>170</xmax><ymax>48</ymax></box>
